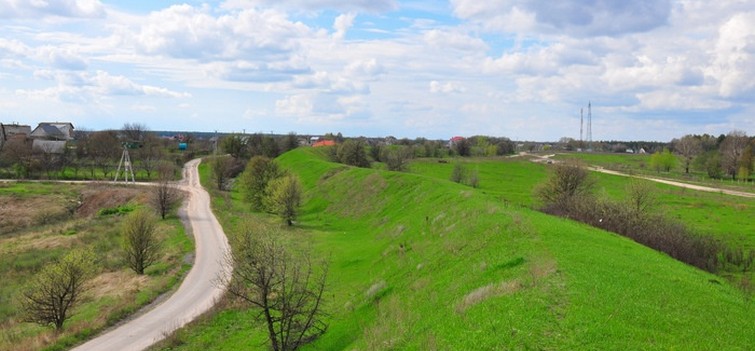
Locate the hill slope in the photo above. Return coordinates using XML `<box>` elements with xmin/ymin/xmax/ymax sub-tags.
<box><xmin>277</xmin><ymin>149</ymin><xmax>753</xmax><ymax>350</ymax></box>
<box><xmin>160</xmin><ymin>148</ymin><xmax>753</xmax><ymax>350</ymax></box>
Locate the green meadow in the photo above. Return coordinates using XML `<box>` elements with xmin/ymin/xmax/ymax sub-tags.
<box><xmin>409</xmin><ymin>157</ymin><xmax>755</xmax><ymax>251</ymax></box>
<box><xmin>553</xmin><ymin>152</ymin><xmax>755</xmax><ymax>191</ymax></box>
<box><xmin>157</xmin><ymin>149</ymin><xmax>754</xmax><ymax>350</ymax></box>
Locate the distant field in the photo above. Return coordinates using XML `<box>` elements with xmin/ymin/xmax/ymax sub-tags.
<box><xmin>409</xmin><ymin>157</ymin><xmax>755</xmax><ymax>251</ymax></box>
<box><xmin>156</xmin><ymin>149</ymin><xmax>754</xmax><ymax>350</ymax></box>
<box><xmin>0</xmin><ymin>182</ymin><xmax>193</xmax><ymax>351</ymax></box>
<box><xmin>554</xmin><ymin>151</ymin><xmax>755</xmax><ymax>191</ymax></box>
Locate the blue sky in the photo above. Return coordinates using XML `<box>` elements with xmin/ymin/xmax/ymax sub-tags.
<box><xmin>1</xmin><ymin>0</ymin><xmax>753</xmax><ymax>141</ymax></box>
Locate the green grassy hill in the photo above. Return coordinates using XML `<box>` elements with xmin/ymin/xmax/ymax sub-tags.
<box><xmin>162</xmin><ymin>149</ymin><xmax>754</xmax><ymax>350</ymax></box>
<box><xmin>409</xmin><ymin>157</ymin><xmax>755</xmax><ymax>250</ymax></box>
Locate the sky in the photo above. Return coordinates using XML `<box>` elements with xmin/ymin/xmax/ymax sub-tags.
<box><xmin>0</xmin><ymin>0</ymin><xmax>753</xmax><ymax>141</ymax></box>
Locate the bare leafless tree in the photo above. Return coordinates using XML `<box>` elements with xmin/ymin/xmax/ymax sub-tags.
<box><xmin>0</xmin><ymin>137</ymin><xmax>33</xmax><ymax>178</ymax></box>
<box><xmin>535</xmin><ymin>159</ymin><xmax>596</xmax><ymax>209</ymax></box>
<box><xmin>720</xmin><ymin>130</ymin><xmax>749</xmax><ymax>180</ymax></box>
<box><xmin>88</xmin><ymin>130</ymin><xmax>120</xmax><ymax>179</ymax></box>
<box><xmin>211</xmin><ymin>155</ymin><xmax>234</xmax><ymax>191</ymax></box>
<box><xmin>626</xmin><ymin>179</ymin><xmax>657</xmax><ymax>216</ymax></box>
<box><xmin>674</xmin><ymin>135</ymin><xmax>702</xmax><ymax>174</ymax></box>
<box><xmin>136</xmin><ymin>133</ymin><xmax>165</xmax><ymax>179</ymax></box>
<box><xmin>151</xmin><ymin>163</ymin><xmax>181</xmax><ymax>219</ymax></box>
<box><xmin>216</xmin><ymin>227</ymin><xmax>328</xmax><ymax>351</ymax></box>
<box><xmin>122</xmin><ymin>210</ymin><xmax>161</xmax><ymax>275</ymax></box>
<box><xmin>122</xmin><ymin>122</ymin><xmax>149</xmax><ymax>142</ymax></box>
<box><xmin>21</xmin><ymin>249</ymin><xmax>95</xmax><ymax>330</ymax></box>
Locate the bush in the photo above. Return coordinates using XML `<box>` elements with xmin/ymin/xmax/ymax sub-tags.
<box><xmin>336</xmin><ymin>139</ymin><xmax>370</xmax><ymax>168</ymax></box>
<box><xmin>535</xmin><ymin>160</ymin><xmax>595</xmax><ymax>209</ymax></box>
<box><xmin>382</xmin><ymin>146</ymin><xmax>413</xmax><ymax>172</ymax></box>
<box><xmin>450</xmin><ymin>163</ymin><xmax>466</xmax><ymax>183</ymax></box>
<box><xmin>537</xmin><ymin>162</ymin><xmax>727</xmax><ymax>274</ymax></box>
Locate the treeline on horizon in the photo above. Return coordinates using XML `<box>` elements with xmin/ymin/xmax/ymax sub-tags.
<box><xmin>1</xmin><ymin>121</ymin><xmax>752</xmax><ymax>182</ymax></box>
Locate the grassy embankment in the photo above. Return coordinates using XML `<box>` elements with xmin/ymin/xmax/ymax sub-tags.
<box><xmin>157</xmin><ymin>149</ymin><xmax>752</xmax><ymax>350</ymax></box>
<box><xmin>410</xmin><ymin>157</ymin><xmax>755</xmax><ymax>251</ymax></box>
<box><xmin>0</xmin><ymin>182</ymin><xmax>193</xmax><ymax>351</ymax></box>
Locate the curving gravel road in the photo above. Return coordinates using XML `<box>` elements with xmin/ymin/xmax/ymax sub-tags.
<box><xmin>72</xmin><ymin>158</ymin><xmax>231</xmax><ymax>351</ymax></box>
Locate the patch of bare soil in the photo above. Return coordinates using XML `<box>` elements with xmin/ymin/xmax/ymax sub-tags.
<box><xmin>77</xmin><ymin>185</ymin><xmax>147</xmax><ymax>217</ymax></box>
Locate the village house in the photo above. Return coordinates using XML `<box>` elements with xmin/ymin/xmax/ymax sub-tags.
<box><xmin>29</xmin><ymin>122</ymin><xmax>75</xmax><ymax>141</ymax></box>
<box><xmin>0</xmin><ymin>123</ymin><xmax>32</xmax><ymax>149</ymax></box>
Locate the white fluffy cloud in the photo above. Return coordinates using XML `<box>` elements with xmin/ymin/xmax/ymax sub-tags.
<box><xmin>710</xmin><ymin>12</ymin><xmax>755</xmax><ymax>98</ymax></box>
<box><xmin>333</xmin><ymin>12</ymin><xmax>356</xmax><ymax>40</ymax></box>
<box><xmin>0</xmin><ymin>0</ymin><xmax>104</xmax><ymax>18</ymax></box>
<box><xmin>20</xmin><ymin>70</ymin><xmax>190</xmax><ymax>102</ymax></box>
<box><xmin>0</xmin><ymin>1</ymin><xmax>752</xmax><ymax>140</ymax></box>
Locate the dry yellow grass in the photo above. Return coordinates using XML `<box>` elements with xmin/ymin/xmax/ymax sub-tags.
<box><xmin>89</xmin><ymin>270</ymin><xmax>150</xmax><ymax>299</ymax></box>
<box><xmin>455</xmin><ymin>279</ymin><xmax>522</xmax><ymax>313</ymax></box>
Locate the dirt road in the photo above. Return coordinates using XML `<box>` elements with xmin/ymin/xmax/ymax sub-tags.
<box><xmin>72</xmin><ymin>158</ymin><xmax>231</xmax><ymax>351</ymax></box>
<box><xmin>590</xmin><ymin>167</ymin><xmax>755</xmax><ymax>198</ymax></box>
<box><xmin>525</xmin><ymin>152</ymin><xmax>755</xmax><ymax>199</ymax></box>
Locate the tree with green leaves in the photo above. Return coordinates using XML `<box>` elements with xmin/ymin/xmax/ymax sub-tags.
<box><xmin>122</xmin><ymin>210</ymin><xmax>161</xmax><ymax>275</ymax></box>
<box><xmin>221</xmin><ymin>134</ymin><xmax>248</xmax><ymax>159</ymax></box>
<box><xmin>336</xmin><ymin>139</ymin><xmax>370</xmax><ymax>168</ymax></box>
<box><xmin>650</xmin><ymin>148</ymin><xmax>677</xmax><ymax>172</ymax></box>
<box><xmin>241</xmin><ymin>156</ymin><xmax>284</xmax><ymax>211</ymax></box>
<box><xmin>381</xmin><ymin>146</ymin><xmax>413</xmax><ymax>172</ymax></box>
<box><xmin>265</xmin><ymin>174</ymin><xmax>303</xmax><ymax>226</ymax></box>
<box><xmin>21</xmin><ymin>249</ymin><xmax>96</xmax><ymax>330</ymax></box>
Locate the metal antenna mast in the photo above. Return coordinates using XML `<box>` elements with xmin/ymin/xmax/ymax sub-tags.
<box><xmin>587</xmin><ymin>101</ymin><xmax>593</xmax><ymax>151</ymax></box>
<box><xmin>580</xmin><ymin>107</ymin><xmax>584</xmax><ymax>149</ymax></box>
<box><xmin>114</xmin><ymin>143</ymin><xmax>135</xmax><ymax>183</ymax></box>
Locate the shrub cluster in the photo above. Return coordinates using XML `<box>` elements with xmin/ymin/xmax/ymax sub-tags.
<box><xmin>542</xmin><ymin>196</ymin><xmax>720</xmax><ymax>272</ymax></box>
<box><xmin>537</xmin><ymin>161</ymin><xmax>751</xmax><ymax>275</ymax></box>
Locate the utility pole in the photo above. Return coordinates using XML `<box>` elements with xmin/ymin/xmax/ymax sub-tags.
<box><xmin>580</xmin><ymin>107</ymin><xmax>584</xmax><ymax>150</ymax></box>
<box><xmin>587</xmin><ymin>101</ymin><xmax>593</xmax><ymax>151</ymax></box>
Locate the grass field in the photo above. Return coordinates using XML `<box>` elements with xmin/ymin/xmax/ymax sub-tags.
<box><xmin>156</xmin><ymin>149</ymin><xmax>753</xmax><ymax>350</ymax></box>
<box><xmin>0</xmin><ymin>182</ymin><xmax>193</xmax><ymax>351</ymax></box>
<box><xmin>409</xmin><ymin>157</ymin><xmax>755</xmax><ymax>251</ymax></box>
<box><xmin>552</xmin><ymin>151</ymin><xmax>755</xmax><ymax>192</ymax></box>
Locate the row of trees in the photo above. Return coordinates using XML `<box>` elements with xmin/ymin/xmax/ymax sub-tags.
<box><xmin>220</xmin><ymin>132</ymin><xmax>299</xmax><ymax>160</ymax></box>
<box><xmin>327</xmin><ymin>135</ymin><xmax>516</xmax><ymax>170</ymax></box>
<box><xmin>670</xmin><ymin>131</ymin><xmax>753</xmax><ymax>180</ymax></box>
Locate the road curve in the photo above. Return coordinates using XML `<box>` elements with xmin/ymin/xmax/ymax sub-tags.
<box><xmin>73</xmin><ymin>158</ymin><xmax>231</xmax><ymax>351</ymax></box>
